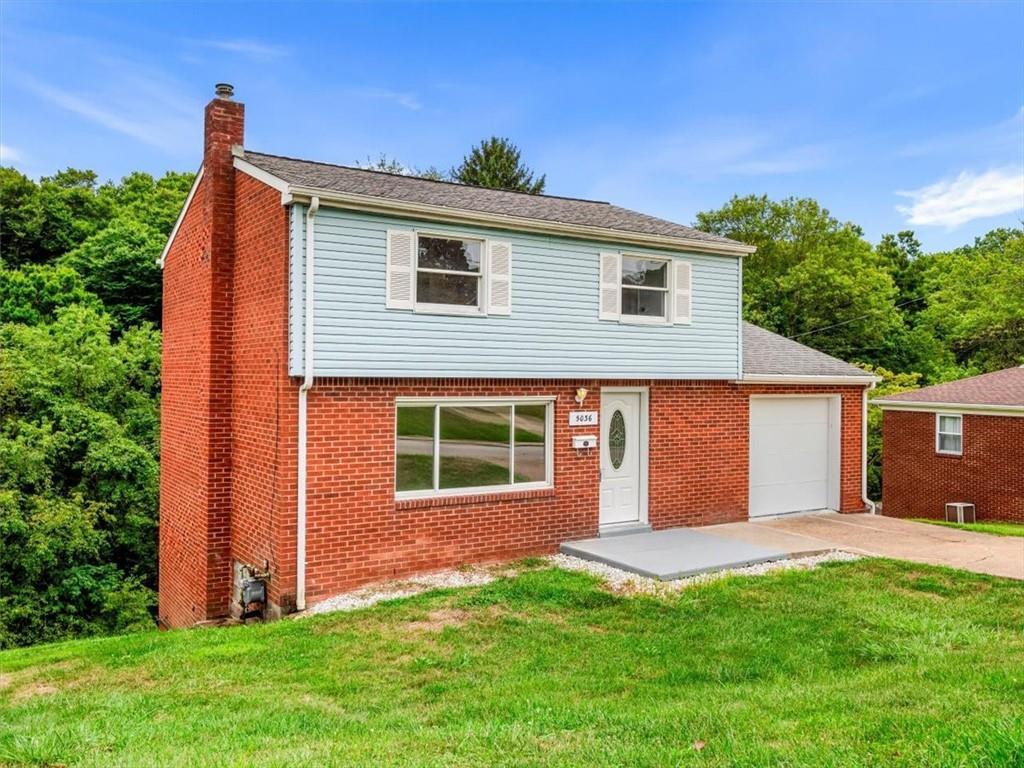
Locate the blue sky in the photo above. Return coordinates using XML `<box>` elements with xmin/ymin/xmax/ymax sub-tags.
<box><xmin>2</xmin><ymin>1</ymin><xmax>1022</xmax><ymax>251</ymax></box>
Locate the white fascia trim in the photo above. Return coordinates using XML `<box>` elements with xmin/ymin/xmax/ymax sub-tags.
<box><xmin>736</xmin><ymin>374</ymin><xmax>880</xmax><ymax>385</ymax></box>
<box><xmin>233</xmin><ymin>157</ymin><xmax>291</xmax><ymax>199</ymax></box>
<box><xmin>232</xmin><ymin>157</ymin><xmax>755</xmax><ymax>257</ymax></box>
<box><xmin>158</xmin><ymin>165</ymin><xmax>204</xmax><ymax>268</ymax></box>
<box><xmin>874</xmin><ymin>401</ymin><xmax>1024</xmax><ymax>417</ymax></box>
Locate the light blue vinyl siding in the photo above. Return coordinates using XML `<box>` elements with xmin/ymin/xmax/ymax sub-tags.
<box><xmin>289</xmin><ymin>206</ymin><xmax>742</xmax><ymax>379</ymax></box>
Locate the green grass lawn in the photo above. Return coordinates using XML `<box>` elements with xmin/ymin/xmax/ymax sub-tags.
<box><xmin>911</xmin><ymin>518</ymin><xmax>1024</xmax><ymax>538</ymax></box>
<box><xmin>2</xmin><ymin>560</ymin><xmax>1023</xmax><ymax>767</ymax></box>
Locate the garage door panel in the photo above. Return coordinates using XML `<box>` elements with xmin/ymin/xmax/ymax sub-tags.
<box><xmin>750</xmin><ymin>398</ymin><xmax>829</xmax><ymax>426</ymax></box>
<box><xmin>749</xmin><ymin>398</ymin><xmax>834</xmax><ymax>518</ymax></box>
<box><xmin>752</xmin><ymin>480</ymin><xmax>830</xmax><ymax>517</ymax></box>
<box><xmin>749</xmin><ymin>447</ymin><xmax>828</xmax><ymax>486</ymax></box>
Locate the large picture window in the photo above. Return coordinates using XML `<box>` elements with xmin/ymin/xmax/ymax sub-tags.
<box><xmin>396</xmin><ymin>399</ymin><xmax>553</xmax><ymax>497</ymax></box>
<box><xmin>416</xmin><ymin>235</ymin><xmax>483</xmax><ymax>310</ymax></box>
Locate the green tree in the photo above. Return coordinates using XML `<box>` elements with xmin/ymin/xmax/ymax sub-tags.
<box><xmin>0</xmin><ymin>302</ymin><xmax>160</xmax><ymax>647</ymax></box>
<box><xmin>355</xmin><ymin>154</ymin><xmax>445</xmax><ymax>181</ymax></box>
<box><xmin>917</xmin><ymin>228</ymin><xmax>1024</xmax><ymax>373</ymax></box>
<box><xmin>0</xmin><ymin>262</ymin><xmax>102</xmax><ymax>325</ymax></box>
<box><xmin>451</xmin><ymin>137</ymin><xmax>546</xmax><ymax>194</ymax></box>
<box><xmin>861</xmin><ymin>365</ymin><xmax>921</xmax><ymax>499</ymax></box>
<box><xmin>695</xmin><ymin>195</ymin><xmax>901</xmax><ymax>364</ymax></box>
<box><xmin>62</xmin><ymin>218</ymin><xmax>165</xmax><ymax>330</ymax></box>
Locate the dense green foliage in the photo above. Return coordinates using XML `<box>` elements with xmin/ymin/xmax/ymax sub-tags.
<box><xmin>1</xmin><ymin>157</ymin><xmax>1020</xmax><ymax>649</ymax></box>
<box><xmin>696</xmin><ymin>196</ymin><xmax>1023</xmax><ymax>500</ymax></box>
<box><xmin>451</xmin><ymin>136</ymin><xmax>546</xmax><ymax>194</ymax></box>
<box><xmin>0</xmin><ymin>167</ymin><xmax>191</xmax><ymax>648</ymax></box>
<box><xmin>2</xmin><ymin>561</ymin><xmax>1023</xmax><ymax>766</ymax></box>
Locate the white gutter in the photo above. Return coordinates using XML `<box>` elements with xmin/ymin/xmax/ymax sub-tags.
<box><xmin>296</xmin><ymin>195</ymin><xmax>320</xmax><ymax>611</ymax></box>
<box><xmin>862</xmin><ymin>384</ymin><xmax>877</xmax><ymax>515</ymax></box>
<box><xmin>873</xmin><ymin>400</ymin><xmax>1024</xmax><ymax>417</ymax></box>
<box><xmin>735</xmin><ymin>373</ymin><xmax>881</xmax><ymax>385</ymax></box>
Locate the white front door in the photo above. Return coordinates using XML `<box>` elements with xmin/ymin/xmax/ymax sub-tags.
<box><xmin>600</xmin><ymin>391</ymin><xmax>642</xmax><ymax>527</ymax></box>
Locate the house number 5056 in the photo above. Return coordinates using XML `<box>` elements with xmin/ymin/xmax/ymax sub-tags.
<box><xmin>568</xmin><ymin>411</ymin><xmax>598</xmax><ymax>427</ymax></box>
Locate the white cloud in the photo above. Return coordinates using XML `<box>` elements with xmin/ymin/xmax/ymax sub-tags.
<box><xmin>351</xmin><ymin>87</ymin><xmax>422</xmax><ymax>111</ymax></box>
<box><xmin>616</xmin><ymin>120</ymin><xmax>833</xmax><ymax>181</ymax></box>
<box><xmin>899</xmin><ymin>107</ymin><xmax>1023</xmax><ymax>159</ymax></box>
<box><xmin>896</xmin><ymin>166</ymin><xmax>1024</xmax><ymax>228</ymax></box>
<box><xmin>15</xmin><ymin>71</ymin><xmax>196</xmax><ymax>154</ymax></box>
<box><xmin>189</xmin><ymin>38</ymin><xmax>289</xmax><ymax>60</ymax></box>
<box><xmin>0</xmin><ymin>144</ymin><xmax>22</xmax><ymax>163</ymax></box>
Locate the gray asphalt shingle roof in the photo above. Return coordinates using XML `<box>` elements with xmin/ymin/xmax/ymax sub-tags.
<box><xmin>242</xmin><ymin>151</ymin><xmax>749</xmax><ymax>250</ymax></box>
<box><xmin>743</xmin><ymin>323</ymin><xmax>873</xmax><ymax>378</ymax></box>
<box><xmin>874</xmin><ymin>366</ymin><xmax>1024</xmax><ymax>407</ymax></box>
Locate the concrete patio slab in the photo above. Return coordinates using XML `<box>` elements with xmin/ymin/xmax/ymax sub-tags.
<box><xmin>706</xmin><ymin>513</ymin><xmax>1024</xmax><ymax>581</ymax></box>
<box><xmin>559</xmin><ymin>527</ymin><xmax>825</xmax><ymax>580</ymax></box>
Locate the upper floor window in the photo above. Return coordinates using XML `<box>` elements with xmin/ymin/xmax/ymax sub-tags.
<box><xmin>621</xmin><ymin>257</ymin><xmax>669</xmax><ymax>320</ymax></box>
<box><xmin>599</xmin><ymin>251</ymin><xmax>692</xmax><ymax>325</ymax></box>
<box><xmin>386</xmin><ymin>229</ymin><xmax>511</xmax><ymax>316</ymax></box>
<box><xmin>416</xmin><ymin>235</ymin><xmax>483</xmax><ymax>309</ymax></box>
<box><xmin>936</xmin><ymin>413</ymin><xmax>962</xmax><ymax>455</ymax></box>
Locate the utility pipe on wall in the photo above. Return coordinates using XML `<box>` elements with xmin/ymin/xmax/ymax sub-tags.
<box><xmin>862</xmin><ymin>384</ymin><xmax>877</xmax><ymax>515</ymax></box>
<box><xmin>296</xmin><ymin>196</ymin><xmax>320</xmax><ymax>611</ymax></box>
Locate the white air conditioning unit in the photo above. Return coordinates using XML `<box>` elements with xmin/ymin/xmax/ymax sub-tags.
<box><xmin>945</xmin><ymin>503</ymin><xmax>976</xmax><ymax>524</ymax></box>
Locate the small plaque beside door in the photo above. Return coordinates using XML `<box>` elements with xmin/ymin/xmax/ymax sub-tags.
<box><xmin>568</xmin><ymin>410</ymin><xmax>598</xmax><ymax>427</ymax></box>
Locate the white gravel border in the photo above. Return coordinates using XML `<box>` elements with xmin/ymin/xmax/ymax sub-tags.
<box><xmin>304</xmin><ymin>566</ymin><xmax>502</xmax><ymax>616</ymax></box>
<box><xmin>302</xmin><ymin>550</ymin><xmax>861</xmax><ymax>618</ymax></box>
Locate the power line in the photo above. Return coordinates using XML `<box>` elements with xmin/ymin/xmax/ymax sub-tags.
<box><xmin>786</xmin><ymin>296</ymin><xmax>927</xmax><ymax>340</ymax></box>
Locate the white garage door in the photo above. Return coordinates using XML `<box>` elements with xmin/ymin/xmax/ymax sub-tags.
<box><xmin>749</xmin><ymin>397</ymin><xmax>836</xmax><ymax>518</ymax></box>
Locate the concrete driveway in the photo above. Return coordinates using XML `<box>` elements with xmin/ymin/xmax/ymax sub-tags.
<box><xmin>706</xmin><ymin>512</ymin><xmax>1024</xmax><ymax>580</ymax></box>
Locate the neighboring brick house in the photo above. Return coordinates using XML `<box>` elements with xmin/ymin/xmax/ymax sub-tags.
<box><xmin>875</xmin><ymin>367</ymin><xmax>1024</xmax><ymax>524</ymax></box>
<box><xmin>158</xmin><ymin>85</ymin><xmax>877</xmax><ymax>628</ymax></box>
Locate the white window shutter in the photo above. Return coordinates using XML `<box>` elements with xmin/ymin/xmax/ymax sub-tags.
<box><xmin>487</xmin><ymin>240</ymin><xmax>512</xmax><ymax>315</ymax></box>
<box><xmin>386</xmin><ymin>229</ymin><xmax>415</xmax><ymax>310</ymax></box>
<box><xmin>672</xmin><ymin>260</ymin><xmax>692</xmax><ymax>324</ymax></box>
<box><xmin>599</xmin><ymin>252</ymin><xmax>621</xmax><ymax>320</ymax></box>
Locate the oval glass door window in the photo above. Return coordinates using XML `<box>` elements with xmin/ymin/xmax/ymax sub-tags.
<box><xmin>609</xmin><ymin>409</ymin><xmax>626</xmax><ymax>469</ymax></box>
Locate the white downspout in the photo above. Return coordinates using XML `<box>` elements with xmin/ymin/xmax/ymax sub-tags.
<box><xmin>296</xmin><ymin>195</ymin><xmax>320</xmax><ymax>611</ymax></box>
<box><xmin>862</xmin><ymin>383</ymin><xmax>877</xmax><ymax>514</ymax></box>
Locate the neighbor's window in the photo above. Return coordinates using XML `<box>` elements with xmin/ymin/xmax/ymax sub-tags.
<box><xmin>396</xmin><ymin>400</ymin><xmax>552</xmax><ymax>496</ymax></box>
<box><xmin>621</xmin><ymin>256</ymin><xmax>669</xmax><ymax>320</ymax></box>
<box><xmin>416</xmin><ymin>235</ymin><xmax>483</xmax><ymax>310</ymax></box>
<box><xmin>936</xmin><ymin>414</ymin><xmax>962</xmax><ymax>455</ymax></box>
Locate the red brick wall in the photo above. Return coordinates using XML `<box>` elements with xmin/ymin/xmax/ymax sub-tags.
<box><xmin>159</xmin><ymin>173</ymin><xmax>211</xmax><ymax>628</ymax></box>
<box><xmin>158</xmin><ymin>95</ymin><xmax>243</xmax><ymax>628</ymax></box>
<box><xmin>229</xmin><ymin>173</ymin><xmax>299</xmax><ymax>614</ymax></box>
<box><xmin>882</xmin><ymin>411</ymin><xmax>1024</xmax><ymax>523</ymax></box>
<box><xmin>648</xmin><ymin>383</ymin><xmax>866</xmax><ymax>529</ymax></box>
<box><xmin>295</xmin><ymin>380</ymin><xmax>867</xmax><ymax>605</ymax></box>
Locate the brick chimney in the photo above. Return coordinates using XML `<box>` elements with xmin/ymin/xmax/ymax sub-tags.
<box><xmin>159</xmin><ymin>85</ymin><xmax>244</xmax><ymax>627</ymax></box>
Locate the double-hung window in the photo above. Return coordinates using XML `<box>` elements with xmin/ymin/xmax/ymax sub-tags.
<box><xmin>416</xmin><ymin>235</ymin><xmax>484</xmax><ymax>311</ymax></box>
<box><xmin>599</xmin><ymin>251</ymin><xmax>691</xmax><ymax>324</ymax></box>
<box><xmin>621</xmin><ymin>256</ymin><xmax>670</xmax><ymax>321</ymax></box>
<box><xmin>936</xmin><ymin>414</ymin><xmax>962</xmax><ymax>455</ymax></box>
<box><xmin>395</xmin><ymin>398</ymin><xmax>553</xmax><ymax>497</ymax></box>
<box><xmin>386</xmin><ymin>229</ymin><xmax>512</xmax><ymax>315</ymax></box>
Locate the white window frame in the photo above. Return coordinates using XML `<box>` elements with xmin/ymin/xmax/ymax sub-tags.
<box><xmin>414</xmin><ymin>232</ymin><xmax>487</xmax><ymax>316</ymax></box>
<box><xmin>619</xmin><ymin>254</ymin><xmax>671</xmax><ymax>325</ymax></box>
<box><xmin>395</xmin><ymin>396</ymin><xmax>555</xmax><ymax>500</ymax></box>
<box><xmin>936</xmin><ymin>413</ymin><xmax>963</xmax><ymax>456</ymax></box>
